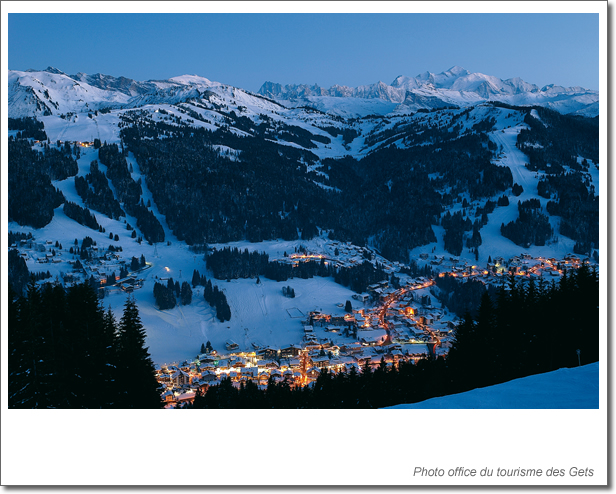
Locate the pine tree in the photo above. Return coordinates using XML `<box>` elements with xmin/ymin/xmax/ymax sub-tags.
<box><xmin>180</xmin><ymin>281</ymin><xmax>192</xmax><ymax>305</ymax></box>
<box><xmin>115</xmin><ymin>297</ymin><xmax>162</xmax><ymax>408</ymax></box>
<box><xmin>192</xmin><ymin>269</ymin><xmax>201</xmax><ymax>288</ymax></box>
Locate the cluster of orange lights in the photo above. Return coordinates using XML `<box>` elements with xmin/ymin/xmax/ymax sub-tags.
<box><xmin>289</xmin><ymin>254</ymin><xmax>326</xmax><ymax>260</ymax></box>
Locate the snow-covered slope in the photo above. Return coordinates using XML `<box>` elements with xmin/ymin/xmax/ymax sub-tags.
<box><xmin>8</xmin><ymin>69</ymin><xmax>131</xmax><ymax>117</ymax></box>
<box><xmin>386</xmin><ymin>363</ymin><xmax>599</xmax><ymax>409</ymax></box>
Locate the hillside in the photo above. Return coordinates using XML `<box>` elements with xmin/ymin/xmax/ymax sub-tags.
<box><xmin>385</xmin><ymin>363</ymin><xmax>599</xmax><ymax>409</ymax></box>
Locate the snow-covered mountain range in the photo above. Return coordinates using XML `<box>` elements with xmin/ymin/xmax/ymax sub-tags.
<box><xmin>8</xmin><ymin>65</ymin><xmax>599</xmax><ymax>119</ymax></box>
<box><xmin>258</xmin><ymin>65</ymin><xmax>599</xmax><ymax>117</ymax></box>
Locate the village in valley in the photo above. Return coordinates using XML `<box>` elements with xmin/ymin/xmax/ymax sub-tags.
<box><xmin>152</xmin><ymin>245</ymin><xmax>593</xmax><ymax>407</ymax></box>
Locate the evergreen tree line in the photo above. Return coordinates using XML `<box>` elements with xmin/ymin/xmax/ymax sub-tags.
<box><xmin>153</xmin><ymin>278</ymin><xmax>193</xmax><ymax>310</ymax></box>
<box><xmin>8</xmin><ymin>231</ymin><xmax>33</xmax><ymax>246</ymax></box>
<box><xmin>9</xmin><ymin>281</ymin><xmax>162</xmax><ymax>408</ymax></box>
<box><xmin>206</xmin><ymin>247</ymin><xmax>270</xmax><ymax>280</ymax></box>
<box><xmin>501</xmin><ymin>199</ymin><xmax>553</xmax><ymax>247</ymax></box>
<box><xmin>203</xmin><ymin>279</ymin><xmax>231</xmax><ymax>322</ymax></box>
<box><xmin>190</xmin><ymin>269</ymin><xmax>231</xmax><ymax>321</ymax></box>
<box><xmin>205</xmin><ymin>246</ymin><xmax>387</xmax><ymax>294</ymax></box>
<box><xmin>8</xmin><ymin>137</ymin><xmax>66</xmax><ymax>228</ymax></box>
<box><xmin>118</xmin><ymin>109</ymin><xmax>498</xmax><ymax>261</ymax></box>
<box><xmin>98</xmin><ymin>143</ymin><xmax>164</xmax><ymax>243</ymax></box>
<box><xmin>434</xmin><ymin>274</ymin><xmax>498</xmax><ymax>318</ymax></box>
<box><xmin>121</xmin><ymin>119</ymin><xmax>328</xmax><ymax>246</ymax></box>
<box><xmin>8</xmin><ymin>249</ymin><xmax>31</xmax><ymax>296</ymax></box>
<box><xmin>441</xmin><ymin>210</ymin><xmax>473</xmax><ymax>256</ymax></box>
<box><xmin>543</xmin><ymin>172</ymin><xmax>599</xmax><ymax>254</ymax></box>
<box><xmin>399</xmin><ymin>260</ymin><xmax>434</xmax><ymax>278</ymax></box>
<box><xmin>515</xmin><ymin>107</ymin><xmax>598</xmax><ymax>251</ymax></box>
<box><xmin>517</xmin><ymin>107</ymin><xmax>598</xmax><ymax>171</ymax></box>
<box><xmin>9</xmin><ymin>117</ymin><xmax>48</xmax><ymax>141</ymax></box>
<box><xmin>282</xmin><ymin>286</ymin><xmax>296</xmax><ymax>298</ymax></box>
<box><xmin>74</xmin><ymin>160</ymin><xmax>125</xmax><ymax>220</ymax></box>
<box><xmin>189</xmin><ymin>265</ymin><xmax>598</xmax><ymax>408</ymax></box>
<box><xmin>63</xmin><ymin>201</ymin><xmax>101</xmax><ymax>231</ymax></box>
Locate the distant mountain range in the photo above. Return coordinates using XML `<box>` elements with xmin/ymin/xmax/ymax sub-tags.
<box><xmin>257</xmin><ymin>65</ymin><xmax>599</xmax><ymax>116</ymax></box>
<box><xmin>8</xmin><ymin>65</ymin><xmax>599</xmax><ymax>119</ymax></box>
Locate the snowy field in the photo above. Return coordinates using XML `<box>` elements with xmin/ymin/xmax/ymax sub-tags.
<box><xmin>385</xmin><ymin>363</ymin><xmax>599</xmax><ymax>409</ymax></box>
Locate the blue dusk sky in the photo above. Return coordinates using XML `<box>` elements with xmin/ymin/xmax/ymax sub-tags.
<box><xmin>8</xmin><ymin>13</ymin><xmax>599</xmax><ymax>92</ymax></box>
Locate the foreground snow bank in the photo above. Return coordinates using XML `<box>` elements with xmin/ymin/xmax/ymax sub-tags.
<box><xmin>385</xmin><ymin>363</ymin><xmax>599</xmax><ymax>409</ymax></box>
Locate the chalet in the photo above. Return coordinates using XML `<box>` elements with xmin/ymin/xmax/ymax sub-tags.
<box><xmin>359</xmin><ymin>334</ymin><xmax>387</xmax><ymax>346</ymax></box>
<box><xmin>162</xmin><ymin>390</ymin><xmax>174</xmax><ymax>403</ymax></box>
<box><xmin>241</xmin><ymin>367</ymin><xmax>259</xmax><ymax>380</ymax></box>
<box><xmin>201</xmin><ymin>372</ymin><xmax>219</xmax><ymax>383</ymax></box>
<box><xmin>225</xmin><ymin>339</ymin><xmax>239</xmax><ymax>351</ymax></box>
<box><xmin>306</xmin><ymin>367</ymin><xmax>321</xmax><ymax>380</ymax></box>
<box><xmin>419</xmin><ymin>315</ymin><xmax>434</xmax><ymax>326</ymax></box>
<box><xmin>280</xmin><ymin>344</ymin><xmax>302</xmax><ymax>358</ymax></box>
<box><xmin>257</xmin><ymin>347</ymin><xmax>278</xmax><ymax>360</ymax></box>
<box><xmin>340</xmin><ymin>343</ymin><xmax>363</xmax><ymax>354</ymax></box>
<box><xmin>176</xmin><ymin>391</ymin><xmax>196</xmax><ymax>405</ymax></box>
<box><xmin>330</xmin><ymin>315</ymin><xmax>346</xmax><ymax>326</ymax></box>
<box><xmin>312</xmin><ymin>356</ymin><xmax>330</xmax><ymax>368</ymax></box>
<box><xmin>303</xmin><ymin>341</ymin><xmax>321</xmax><ymax>351</ymax></box>
<box><xmin>309</xmin><ymin>312</ymin><xmax>330</xmax><ymax>326</ymax></box>
<box><xmin>171</xmin><ymin>369</ymin><xmax>190</xmax><ymax>387</ymax></box>
<box><xmin>355</xmin><ymin>354</ymin><xmax>372</xmax><ymax>366</ymax></box>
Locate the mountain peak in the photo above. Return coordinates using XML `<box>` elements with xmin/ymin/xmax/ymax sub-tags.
<box><xmin>44</xmin><ymin>66</ymin><xmax>66</xmax><ymax>75</ymax></box>
<box><xmin>445</xmin><ymin>65</ymin><xmax>469</xmax><ymax>76</ymax></box>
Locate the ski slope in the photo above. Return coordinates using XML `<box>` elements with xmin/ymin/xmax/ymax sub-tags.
<box><xmin>386</xmin><ymin>363</ymin><xmax>599</xmax><ymax>409</ymax></box>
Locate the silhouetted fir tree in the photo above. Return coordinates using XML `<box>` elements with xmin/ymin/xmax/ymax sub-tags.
<box><xmin>8</xmin><ymin>283</ymin><xmax>32</xmax><ymax>407</ymax></box>
<box><xmin>63</xmin><ymin>283</ymin><xmax>112</xmax><ymax>407</ymax></box>
<box><xmin>114</xmin><ymin>297</ymin><xmax>162</xmax><ymax>408</ymax></box>
<box><xmin>216</xmin><ymin>377</ymin><xmax>238</xmax><ymax>408</ymax></box>
<box><xmin>192</xmin><ymin>269</ymin><xmax>202</xmax><ymax>287</ymax></box>
<box><xmin>130</xmin><ymin>256</ymin><xmax>140</xmax><ymax>271</ymax></box>
<box><xmin>474</xmin><ymin>291</ymin><xmax>498</xmax><ymax>387</ymax></box>
<box><xmin>11</xmin><ymin>279</ymin><xmax>56</xmax><ymax>408</ymax></box>
<box><xmin>8</xmin><ymin>249</ymin><xmax>30</xmax><ymax>296</ymax></box>
<box><xmin>446</xmin><ymin>311</ymin><xmax>478</xmax><ymax>390</ymax></box>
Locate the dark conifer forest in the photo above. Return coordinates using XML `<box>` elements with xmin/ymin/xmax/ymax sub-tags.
<box><xmin>8</xmin><ymin>281</ymin><xmax>162</xmax><ymax>408</ymax></box>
